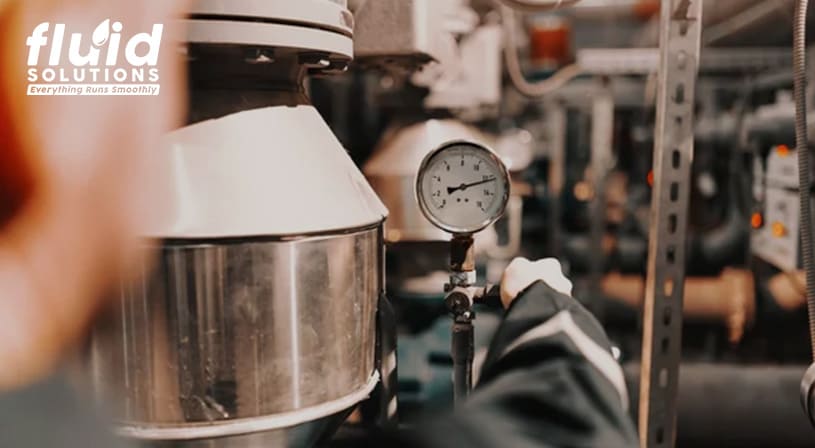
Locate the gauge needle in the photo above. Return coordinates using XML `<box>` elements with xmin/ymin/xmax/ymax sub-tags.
<box><xmin>447</xmin><ymin>177</ymin><xmax>496</xmax><ymax>194</ymax></box>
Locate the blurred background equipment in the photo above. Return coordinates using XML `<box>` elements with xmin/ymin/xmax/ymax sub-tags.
<box><xmin>76</xmin><ymin>0</ymin><xmax>815</xmax><ymax>446</ymax></box>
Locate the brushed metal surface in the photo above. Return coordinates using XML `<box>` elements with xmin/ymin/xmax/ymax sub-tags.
<box><xmin>85</xmin><ymin>226</ymin><xmax>381</xmax><ymax>442</ymax></box>
<box><xmin>150</xmin><ymin>409</ymin><xmax>351</xmax><ymax>448</ymax></box>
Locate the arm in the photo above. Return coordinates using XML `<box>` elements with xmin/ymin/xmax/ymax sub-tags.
<box><xmin>459</xmin><ymin>280</ymin><xmax>636</xmax><ymax>447</ymax></box>
<box><xmin>380</xmin><ymin>258</ymin><xmax>638</xmax><ymax>448</ymax></box>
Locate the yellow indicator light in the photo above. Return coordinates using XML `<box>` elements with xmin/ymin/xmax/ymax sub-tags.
<box><xmin>771</xmin><ymin>221</ymin><xmax>787</xmax><ymax>238</ymax></box>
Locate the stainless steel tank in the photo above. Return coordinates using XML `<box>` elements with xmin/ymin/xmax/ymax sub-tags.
<box><xmin>84</xmin><ymin>94</ymin><xmax>387</xmax><ymax>448</ymax></box>
<box><xmin>82</xmin><ymin>2</ymin><xmax>390</xmax><ymax>445</ymax></box>
<box><xmin>88</xmin><ymin>227</ymin><xmax>382</xmax><ymax>447</ymax></box>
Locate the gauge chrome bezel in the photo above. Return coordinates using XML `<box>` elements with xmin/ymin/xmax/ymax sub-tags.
<box><xmin>415</xmin><ymin>140</ymin><xmax>511</xmax><ymax>235</ymax></box>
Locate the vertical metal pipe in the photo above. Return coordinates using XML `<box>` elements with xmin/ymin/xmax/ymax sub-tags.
<box><xmin>451</xmin><ymin>320</ymin><xmax>474</xmax><ymax>404</ymax></box>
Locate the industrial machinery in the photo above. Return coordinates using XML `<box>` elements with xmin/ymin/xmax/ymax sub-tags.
<box><xmin>84</xmin><ymin>1</ymin><xmax>391</xmax><ymax>447</ymax></box>
<box><xmin>415</xmin><ymin>140</ymin><xmax>510</xmax><ymax>402</ymax></box>
<box><xmin>75</xmin><ymin>0</ymin><xmax>815</xmax><ymax>446</ymax></box>
<box><xmin>320</xmin><ymin>1</ymin><xmax>815</xmax><ymax>446</ymax></box>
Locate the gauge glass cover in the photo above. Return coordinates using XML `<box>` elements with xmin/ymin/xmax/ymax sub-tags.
<box><xmin>416</xmin><ymin>141</ymin><xmax>510</xmax><ymax>234</ymax></box>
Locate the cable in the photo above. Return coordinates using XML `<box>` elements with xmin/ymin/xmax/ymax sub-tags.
<box><xmin>500</xmin><ymin>5</ymin><xmax>583</xmax><ymax>97</ymax></box>
<box><xmin>792</xmin><ymin>0</ymin><xmax>815</xmax><ymax>359</ymax></box>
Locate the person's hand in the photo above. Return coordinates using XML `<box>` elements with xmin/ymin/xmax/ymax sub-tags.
<box><xmin>0</xmin><ymin>0</ymin><xmax>188</xmax><ymax>391</ymax></box>
<box><xmin>500</xmin><ymin>257</ymin><xmax>573</xmax><ymax>309</ymax></box>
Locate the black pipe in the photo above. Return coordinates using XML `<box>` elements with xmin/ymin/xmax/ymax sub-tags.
<box><xmin>562</xmin><ymin>234</ymin><xmax>648</xmax><ymax>274</ymax></box>
<box><xmin>624</xmin><ymin>363</ymin><xmax>815</xmax><ymax>447</ymax></box>
<box><xmin>562</xmin><ymin>205</ymin><xmax>747</xmax><ymax>275</ymax></box>
<box><xmin>690</xmin><ymin>205</ymin><xmax>749</xmax><ymax>271</ymax></box>
<box><xmin>451</xmin><ymin>319</ymin><xmax>474</xmax><ymax>404</ymax></box>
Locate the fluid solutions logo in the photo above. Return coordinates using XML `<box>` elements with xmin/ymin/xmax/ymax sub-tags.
<box><xmin>26</xmin><ymin>19</ymin><xmax>163</xmax><ymax>96</ymax></box>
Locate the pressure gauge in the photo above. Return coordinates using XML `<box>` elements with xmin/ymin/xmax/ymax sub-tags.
<box><xmin>416</xmin><ymin>141</ymin><xmax>511</xmax><ymax>235</ymax></box>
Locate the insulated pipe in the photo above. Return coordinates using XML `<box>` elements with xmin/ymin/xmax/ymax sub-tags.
<box><xmin>768</xmin><ymin>270</ymin><xmax>809</xmax><ymax>312</ymax></box>
<box><xmin>562</xmin><ymin>235</ymin><xmax>646</xmax><ymax>273</ymax></box>
<box><xmin>561</xmin><ymin>210</ymin><xmax>747</xmax><ymax>274</ymax></box>
<box><xmin>691</xmin><ymin>206</ymin><xmax>749</xmax><ymax>271</ymax></box>
<box><xmin>623</xmin><ymin>363</ymin><xmax>815</xmax><ymax>448</ymax></box>
<box><xmin>601</xmin><ymin>269</ymin><xmax>755</xmax><ymax>343</ymax></box>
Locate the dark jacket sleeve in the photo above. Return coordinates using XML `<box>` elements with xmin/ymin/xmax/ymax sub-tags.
<box><xmin>381</xmin><ymin>280</ymin><xmax>639</xmax><ymax>448</ymax></box>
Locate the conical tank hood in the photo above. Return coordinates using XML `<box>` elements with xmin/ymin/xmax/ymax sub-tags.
<box><xmin>146</xmin><ymin>105</ymin><xmax>387</xmax><ymax>239</ymax></box>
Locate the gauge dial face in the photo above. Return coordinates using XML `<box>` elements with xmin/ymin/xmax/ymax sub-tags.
<box><xmin>416</xmin><ymin>141</ymin><xmax>510</xmax><ymax>234</ymax></box>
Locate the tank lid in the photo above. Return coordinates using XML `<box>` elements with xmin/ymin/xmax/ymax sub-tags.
<box><xmin>185</xmin><ymin>0</ymin><xmax>354</xmax><ymax>59</ymax></box>
<box><xmin>146</xmin><ymin>105</ymin><xmax>387</xmax><ymax>239</ymax></box>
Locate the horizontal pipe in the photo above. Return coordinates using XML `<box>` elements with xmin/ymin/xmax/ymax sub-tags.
<box><xmin>562</xmin><ymin>206</ymin><xmax>746</xmax><ymax>275</ymax></box>
<box><xmin>623</xmin><ymin>363</ymin><xmax>814</xmax><ymax>447</ymax></box>
<box><xmin>602</xmin><ymin>269</ymin><xmax>755</xmax><ymax>343</ymax></box>
<box><xmin>566</xmin><ymin>0</ymin><xmax>657</xmax><ymax>21</ymax></box>
<box><xmin>768</xmin><ymin>270</ymin><xmax>809</xmax><ymax>311</ymax></box>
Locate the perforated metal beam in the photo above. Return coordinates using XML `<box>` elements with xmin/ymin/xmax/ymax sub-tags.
<box><xmin>638</xmin><ymin>1</ymin><xmax>703</xmax><ymax>447</ymax></box>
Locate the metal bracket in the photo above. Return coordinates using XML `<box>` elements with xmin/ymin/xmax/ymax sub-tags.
<box><xmin>638</xmin><ymin>1</ymin><xmax>702</xmax><ymax>447</ymax></box>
